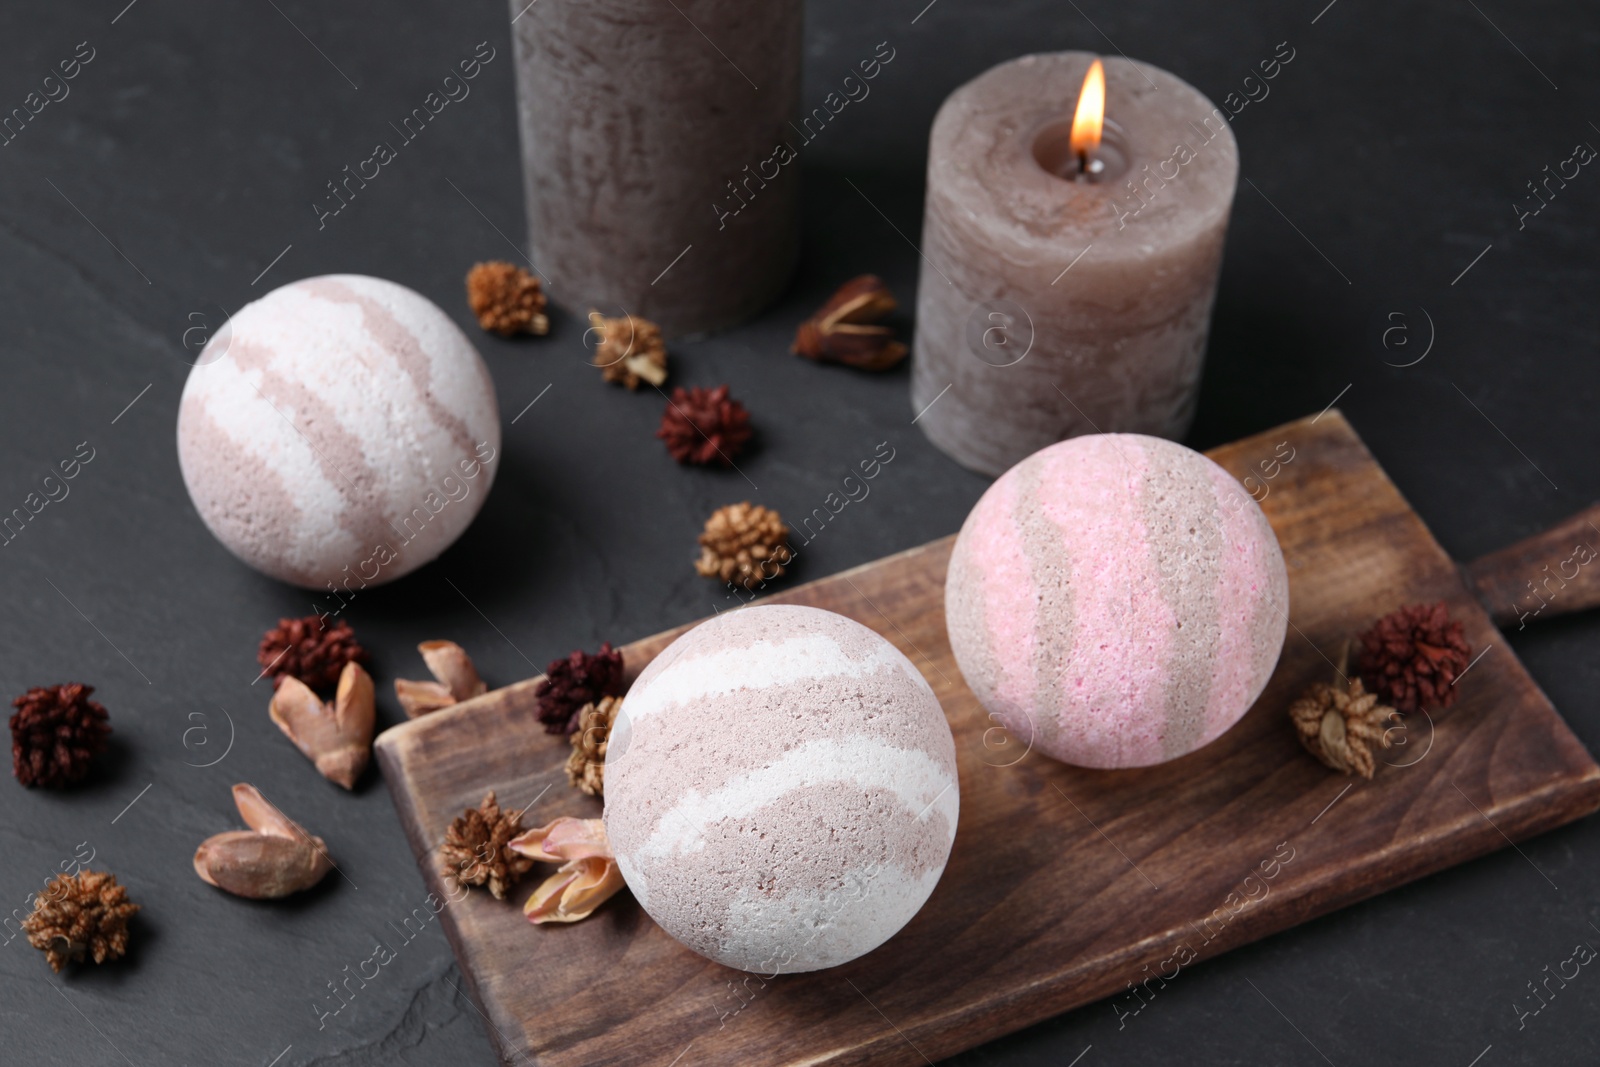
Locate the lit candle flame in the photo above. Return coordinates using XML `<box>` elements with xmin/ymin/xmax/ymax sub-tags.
<box><xmin>1069</xmin><ymin>58</ymin><xmax>1105</xmax><ymax>160</ymax></box>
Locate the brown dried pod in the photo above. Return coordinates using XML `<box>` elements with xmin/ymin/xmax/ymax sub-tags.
<box><xmin>565</xmin><ymin>696</ymin><xmax>621</xmax><ymax>797</ymax></box>
<box><xmin>394</xmin><ymin>640</ymin><xmax>488</xmax><ymax>718</ymax></box>
<box><xmin>792</xmin><ymin>275</ymin><xmax>908</xmax><ymax>371</ymax></box>
<box><xmin>589</xmin><ymin>311</ymin><xmax>668</xmax><ymax>389</ymax></box>
<box><xmin>1289</xmin><ymin>677</ymin><xmax>1399</xmax><ymax>779</ymax></box>
<box><xmin>466</xmin><ymin>261</ymin><xmax>549</xmax><ymax>337</ymax></box>
<box><xmin>269</xmin><ymin>662</ymin><xmax>374</xmax><ymax>789</ymax></box>
<box><xmin>22</xmin><ymin>870</ymin><xmax>139</xmax><ymax>972</ymax></box>
<box><xmin>439</xmin><ymin>791</ymin><xmax>534</xmax><ymax>900</ymax></box>
<box><xmin>194</xmin><ymin>783</ymin><xmax>334</xmax><ymax>899</ymax></box>
<box><xmin>695</xmin><ymin>502</ymin><xmax>794</xmax><ymax>590</ymax></box>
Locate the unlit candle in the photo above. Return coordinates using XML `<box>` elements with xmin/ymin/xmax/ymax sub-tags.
<box><xmin>510</xmin><ymin>0</ymin><xmax>802</xmax><ymax>337</ymax></box>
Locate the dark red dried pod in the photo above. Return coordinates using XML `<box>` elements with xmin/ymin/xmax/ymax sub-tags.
<box><xmin>10</xmin><ymin>683</ymin><xmax>111</xmax><ymax>788</ymax></box>
<box><xmin>1358</xmin><ymin>602</ymin><xmax>1472</xmax><ymax>713</ymax></box>
<box><xmin>657</xmin><ymin>385</ymin><xmax>753</xmax><ymax>467</ymax></box>
<box><xmin>257</xmin><ymin>615</ymin><xmax>369</xmax><ymax>693</ymax></box>
<box><xmin>534</xmin><ymin>643</ymin><xmax>625</xmax><ymax>734</ymax></box>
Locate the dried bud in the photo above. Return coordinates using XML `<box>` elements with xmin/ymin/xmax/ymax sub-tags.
<box><xmin>589</xmin><ymin>311</ymin><xmax>668</xmax><ymax>389</ymax></box>
<box><xmin>269</xmin><ymin>662</ymin><xmax>374</xmax><ymax>789</ymax></box>
<box><xmin>792</xmin><ymin>275</ymin><xmax>908</xmax><ymax>371</ymax></box>
<box><xmin>466</xmin><ymin>261</ymin><xmax>549</xmax><ymax>337</ymax></box>
<box><xmin>395</xmin><ymin>640</ymin><xmax>487</xmax><ymax>718</ymax></box>
<box><xmin>509</xmin><ymin>817</ymin><xmax>625</xmax><ymax>923</ymax></box>
<box><xmin>194</xmin><ymin>784</ymin><xmax>334</xmax><ymax>898</ymax></box>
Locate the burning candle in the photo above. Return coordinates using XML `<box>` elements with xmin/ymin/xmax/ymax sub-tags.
<box><xmin>510</xmin><ymin>1</ymin><xmax>803</xmax><ymax>337</ymax></box>
<box><xmin>910</xmin><ymin>53</ymin><xmax>1239</xmax><ymax>476</ymax></box>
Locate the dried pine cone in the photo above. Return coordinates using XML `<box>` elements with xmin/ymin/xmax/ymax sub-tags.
<box><xmin>257</xmin><ymin>615</ymin><xmax>369</xmax><ymax>694</ymax></box>
<box><xmin>589</xmin><ymin>311</ymin><xmax>667</xmax><ymax>389</ymax></box>
<box><xmin>1358</xmin><ymin>602</ymin><xmax>1472</xmax><ymax>713</ymax></box>
<box><xmin>467</xmin><ymin>261</ymin><xmax>549</xmax><ymax>336</ymax></box>
<box><xmin>23</xmin><ymin>870</ymin><xmax>139</xmax><ymax>972</ymax></box>
<box><xmin>534</xmin><ymin>643</ymin><xmax>625</xmax><ymax>735</ymax></box>
<box><xmin>438</xmin><ymin>791</ymin><xmax>534</xmax><ymax>900</ymax></box>
<box><xmin>696</xmin><ymin>502</ymin><xmax>793</xmax><ymax>590</ymax></box>
<box><xmin>10</xmin><ymin>683</ymin><xmax>111</xmax><ymax>788</ymax></box>
<box><xmin>658</xmin><ymin>384</ymin><xmax>753</xmax><ymax>466</ymax></box>
<box><xmin>566</xmin><ymin>696</ymin><xmax>621</xmax><ymax>797</ymax></box>
<box><xmin>1290</xmin><ymin>677</ymin><xmax>1399</xmax><ymax>778</ymax></box>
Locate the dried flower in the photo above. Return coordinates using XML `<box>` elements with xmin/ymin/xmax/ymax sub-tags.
<box><xmin>394</xmin><ymin>640</ymin><xmax>488</xmax><ymax>718</ymax></box>
<box><xmin>467</xmin><ymin>261</ymin><xmax>549</xmax><ymax>337</ymax></box>
<box><xmin>194</xmin><ymin>783</ymin><xmax>334</xmax><ymax>898</ymax></box>
<box><xmin>509</xmin><ymin>817</ymin><xmax>625</xmax><ymax>923</ymax></box>
<box><xmin>792</xmin><ymin>275</ymin><xmax>908</xmax><ymax>371</ymax></box>
<box><xmin>22</xmin><ymin>870</ymin><xmax>139</xmax><ymax>972</ymax></box>
<box><xmin>268</xmin><ymin>662</ymin><xmax>375</xmax><ymax>789</ymax></box>
<box><xmin>534</xmin><ymin>643</ymin><xmax>625</xmax><ymax>735</ymax></box>
<box><xmin>1358</xmin><ymin>602</ymin><xmax>1472</xmax><ymax>713</ymax></box>
<box><xmin>696</xmin><ymin>502</ymin><xmax>793</xmax><ymax>590</ymax></box>
<box><xmin>566</xmin><ymin>696</ymin><xmax>620</xmax><ymax>797</ymax></box>
<box><xmin>1290</xmin><ymin>677</ymin><xmax>1399</xmax><ymax>778</ymax></box>
<box><xmin>657</xmin><ymin>384</ymin><xmax>753</xmax><ymax>466</ymax></box>
<box><xmin>10</xmin><ymin>682</ymin><xmax>111</xmax><ymax>788</ymax></box>
<box><xmin>439</xmin><ymin>791</ymin><xmax>534</xmax><ymax>900</ymax></box>
<box><xmin>257</xmin><ymin>615</ymin><xmax>368</xmax><ymax>694</ymax></box>
<box><xmin>589</xmin><ymin>311</ymin><xmax>667</xmax><ymax>389</ymax></box>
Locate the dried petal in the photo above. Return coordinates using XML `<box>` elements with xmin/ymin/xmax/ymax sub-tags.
<box><xmin>523</xmin><ymin>857</ymin><xmax>625</xmax><ymax>924</ymax></box>
<box><xmin>268</xmin><ymin>663</ymin><xmax>374</xmax><ymax>789</ymax></box>
<box><xmin>509</xmin><ymin>816</ymin><xmax>612</xmax><ymax>863</ymax></box>
<box><xmin>395</xmin><ymin>678</ymin><xmax>458</xmax><ymax>718</ymax></box>
<box><xmin>395</xmin><ymin>641</ymin><xmax>487</xmax><ymax>718</ymax></box>
<box><xmin>421</xmin><ymin>641</ymin><xmax>487</xmax><ymax>702</ymax></box>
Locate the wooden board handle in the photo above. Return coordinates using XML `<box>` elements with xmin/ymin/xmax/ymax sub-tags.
<box><xmin>1463</xmin><ymin>504</ymin><xmax>1600</xmax><ymax>628</ymax></box>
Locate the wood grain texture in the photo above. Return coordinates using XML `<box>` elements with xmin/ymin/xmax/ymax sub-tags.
<box><xmin>374</xmin><ymin>410</ymin><xmax>1600</xmax><ymax>1067</ymax></box>
<box><xmin>1463</xmin><ymin>502</ymin><xmax>1600</xmax><ymax>626</ymax></box>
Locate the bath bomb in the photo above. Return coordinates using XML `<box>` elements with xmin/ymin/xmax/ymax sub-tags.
<box><xmin>177</xmin><ymin>275</ymin><xmax>500</xmax><ymax>589</ymax></box>
<box><xmin>604</xmin><ymin>605</ymin><xmax>959</xmax><ymax>973</ymax></box>
<box><xmin>946</xmin><ymin>433</ymin><xmax>1288</xmax><ymax>769</ymax></box>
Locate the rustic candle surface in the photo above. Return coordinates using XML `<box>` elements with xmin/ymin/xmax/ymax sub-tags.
<box><xmin>911</xmin><ymin>53</ymin><xmax>1239</xmax><ymax>475</ymax></box>
<box><xmin>511</xmin><ymin>0</ymin><xmax>802</xmax><ymax>337</ymax></box>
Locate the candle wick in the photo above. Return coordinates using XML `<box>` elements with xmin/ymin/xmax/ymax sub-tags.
<box><xmin>1076</xmin><ymin>150</ymin><xmax>1089</xmax><ymax>180</ymax></box>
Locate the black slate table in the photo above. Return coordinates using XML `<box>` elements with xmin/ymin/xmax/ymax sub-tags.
<box><xmin>2</xmin><ymin>2</ymin><xmax>1597</xmax><ymax>1065</ymax></box>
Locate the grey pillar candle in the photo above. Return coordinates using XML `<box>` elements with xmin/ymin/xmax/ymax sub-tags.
<box><xmin>510</xmin><ymin>0</ymin><xmax>802</xmax><ymax>337</ymax></box>
<box><xmin>910</xmin><ymin>53</ymin><xmax>1239</xmax><ymax>476</ymax></box>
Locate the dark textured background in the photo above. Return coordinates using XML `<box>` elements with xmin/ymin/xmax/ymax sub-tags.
<box><xmin>2</xmin><ymin>1</ymin><xmax>1597</xmax><ymax>1064</ymax></box>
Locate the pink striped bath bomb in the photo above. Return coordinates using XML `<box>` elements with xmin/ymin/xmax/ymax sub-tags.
<box><xmin>604</xmin><ymin>605</ymin><xmax>960</xmax><ymax>973</ymax></box>
<box><xmin>177</xmin><ymin>275</ymin><xmax>500</xmax><ymax>589</ymax></box>
<box><xmin>946</xmin><ymin>434</ymin><xmax>1288</xmax><ymax>769</ymax></box>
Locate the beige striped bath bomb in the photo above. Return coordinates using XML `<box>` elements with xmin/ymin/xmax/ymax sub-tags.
<box><xmin>946</xmin><ymin>433</ymin><xmax>1288</xmax><ymax>769</ymax></box>
<box><xmin>604</xmin><ymin>605</ymin><xmax>959</xmax><ymax>973</ymax></box>
<box><xmin>177</xmin><ymin>275</ymin><xmax>500</xmax><ymax>589</ymax></box>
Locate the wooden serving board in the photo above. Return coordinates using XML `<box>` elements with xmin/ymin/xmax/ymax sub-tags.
<box><xmin>375</xmin><ymin>411</ymin><xmax>1600</xmax><ymax>1067</ymax></box>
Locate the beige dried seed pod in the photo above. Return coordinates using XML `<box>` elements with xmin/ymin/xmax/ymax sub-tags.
<box><xmin>269</xmin><ymin>661</ymin><xmax>374</xmax><ymax>789</ymax></box>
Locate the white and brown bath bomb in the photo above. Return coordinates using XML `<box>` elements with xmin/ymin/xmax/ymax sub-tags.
<box><xmin>604</xmin><ymin>604</ymin><xmax>959</xmax><ymax>973</ymax></box>
<box><xmin>946</xmin><ymin>434</ymin><xmax>1288</xmax><ymax>769</ymax></box>
<box><xmin>177</xmin><ymin>275</ymin><xmax>500</xmax><ymax>589</ymax></box>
